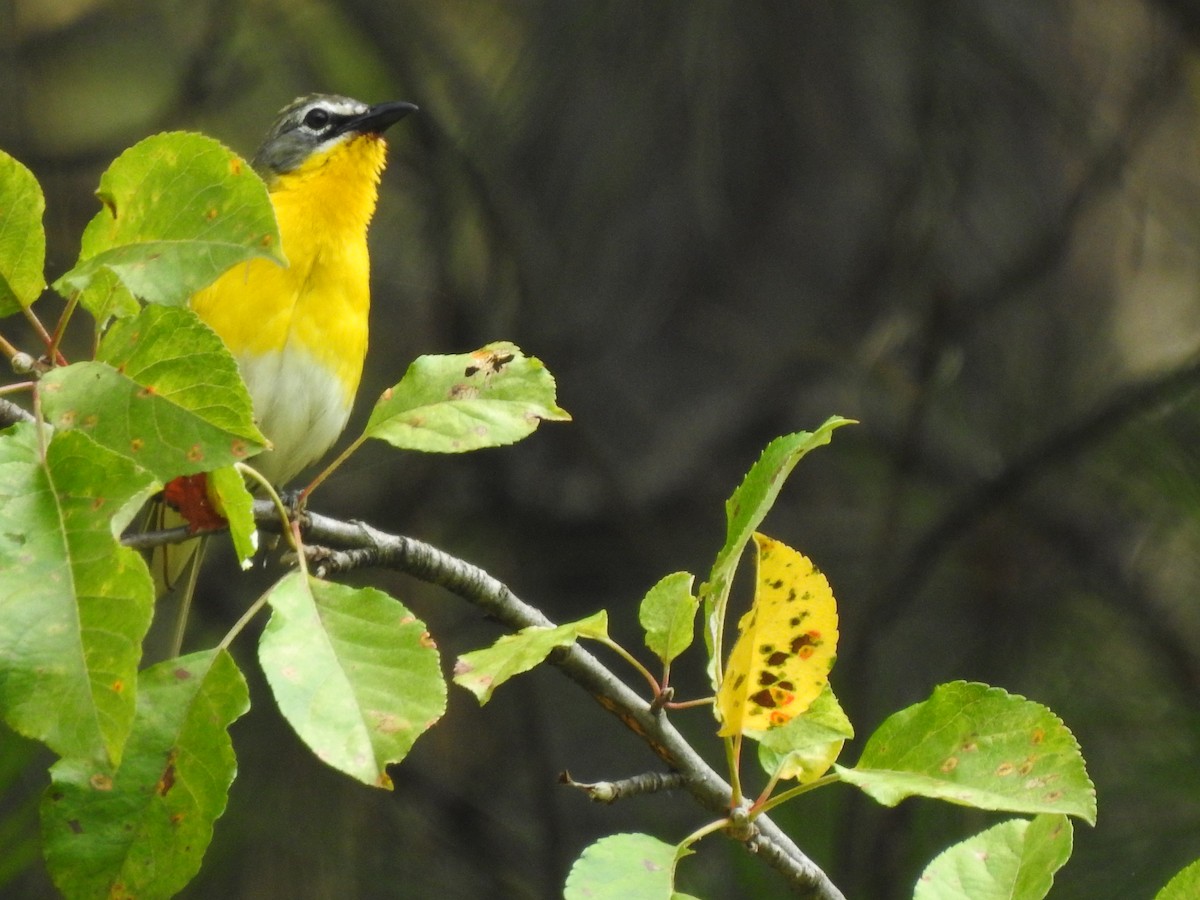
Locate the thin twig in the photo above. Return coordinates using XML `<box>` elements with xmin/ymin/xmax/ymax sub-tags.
<box><xmin>0</xmin><ymin>396</ymin><xmax>34</xmax><ymax>427</ymax></box>
<box><xmin>122</xmin><ymin>523</ymin><xmax>208</xmax><ymax>551</ymax></box>
<box><xmin>559</xmin><ymin>769</ymin><xmax>686</xmax><ymax>803</ymax></box>
<box><xmin>0</xmin><ymin>331</ymin><xmax>20</xmax><ymax>360</ymax></box>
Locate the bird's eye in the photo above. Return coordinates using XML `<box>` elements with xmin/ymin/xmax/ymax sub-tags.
<box><xmin>303</xmin><ymin>108</ymin><xmax>331</xmax><ymax>130</ymax></box>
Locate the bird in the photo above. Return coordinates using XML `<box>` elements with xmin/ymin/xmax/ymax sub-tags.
<box><xmin>153</xmin><ymin>95</ymin><xmax>415</xmax><ymax>620</ymax></box>
<box><xmin>191</xmin><ymin>93</ymin><xmax>417</xmax><ymax>486</ymax></box>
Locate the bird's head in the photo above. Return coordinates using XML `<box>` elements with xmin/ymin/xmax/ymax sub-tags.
<box><xmin>251</xmin><ymin>94</ymin><xmax>417</xmax><ymax>184</ymax></box>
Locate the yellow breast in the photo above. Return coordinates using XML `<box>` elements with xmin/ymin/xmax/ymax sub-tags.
<box><xmin>191</xmin><ymin>133</ymin><xmax>388</xmax><ymax>483</ymax></box>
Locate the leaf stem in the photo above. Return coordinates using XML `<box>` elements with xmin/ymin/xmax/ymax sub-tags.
<box><xmin>754</xmin><ymin>765</ymin><xmax>787</xmax><ymax>811</ymax></box>
<box><xmin>0</xmin><ymin>331</ymin><xmax>19</xmax><ymax>361</ymax></box>
<box><xmin>300</xmin><ymin>433</ymin><xmax>366</xmax><ymax>503</ymax></box>
<box><xmin>47</xmin><ymin>293</ymin><xmax>79</xmax><ymax>364</ymax></box>
<box><xmin>217</xmin><ymin>591</ymin><xmax>272</xmax><ymax>651</ymax></box>
<box><xmin>169</xmin><ymin>538</ymin><xmax>206</xmax><ymax>658</ymax></box>
<box><xmin>238</xmin><ymin>463</ymin><xmax>291</xmax><ymax>538</ymax></box>
<box><xmin>21</xmin><ymin>306</ymin><xmax>66</xmax><ymax>366</ymax></box>
<box><xmin>596</xmin><ymin>636</ymin><xmax>661</xmax><ymax>696</ymax></box>
<box><xmin>0</xmin><ymin>380</ymin><xmax>33</xmax><ymax>397</ymax></box>
<box><xmin>726</xmin><ymin>734</ymin><xmax>743</xmax><ymax>807</ymax></box>
<box><xmin>663</xmin><ymin>696</ymin><xmax>714</xmax><ymax>710</ymax></box>
<box><xmin>677</xmin><ymin>816</ymin><xmax>735</xmax><ymax>853</ymax></box>
<box><xmin>237</xmin><ymin>462</ymin><xmax>307</xmax><ymax>575</ymax></box>
<box><xmin>753</xmin><ymin>772</ymin><xmax>841</xmax><ymax>817</ymax></box>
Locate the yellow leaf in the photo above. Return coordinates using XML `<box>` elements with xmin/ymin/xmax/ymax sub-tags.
<box><xmin>716</xmin><ymin>533</ymin><xmax>838</xmax><ymax>737</ymax></box>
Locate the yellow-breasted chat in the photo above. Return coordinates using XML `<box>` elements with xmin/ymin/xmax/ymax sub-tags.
<box><xmin>192</xmin><ymin>93</ymin><xmax>416</xmax><ymax>486</ymax></box>
<box><xmin>155</xmin><ymin>95</ymin><xmax>414</xmax><ymax>599</ymax></box>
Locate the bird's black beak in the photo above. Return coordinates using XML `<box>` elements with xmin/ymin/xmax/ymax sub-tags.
<box><xmin>338</xmin><ymin>100</ymin><xmax>418</xmax><ymax>137</ymax></box>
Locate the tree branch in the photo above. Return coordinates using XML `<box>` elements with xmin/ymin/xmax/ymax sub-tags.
<box><xmin>0</xmin><ymin>397</ymin><xmax>34</xmax><ymax>428</ymax></box>
<box><xmin>559</xmin><ymin>769</ymin><xmax>687</xmax><ymax>803</ymax></box>
<box><xmin>122</xmin><ymin>523</ymin><xmax>195</xmax><ymax>551</ymax></box>
<box><xmin>252</xmin><ymin>501</ymin><xmax>846</xmax><ymax>899</ymax></box>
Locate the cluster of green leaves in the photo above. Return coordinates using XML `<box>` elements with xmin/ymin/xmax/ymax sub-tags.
<box><xmin>0</xmin><ymin>138</ymin><xmax>567</xmax><ymax>898</ymax></box>
<box><xmin>452</xmin><ymin>423</ymin><xmax>1110</xmax><ymax>898</ymax></box>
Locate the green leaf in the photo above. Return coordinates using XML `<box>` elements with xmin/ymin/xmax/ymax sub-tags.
<box><xmin>259</xmin><ymin>573</ymin><xmax>446</xmax><ymax>788</ymax></box>
<box><xmin>53</xmin><ymin>131</ymin><xmax>283</xmax><ymax>314</ymax></box>
<box><xmin>40</xmin><ymin>304</ymin><xmax>266</xmax><ymax>481</ymax></box>
<box><xmin>363</xmin><ymin>342</ymin><xmax>571</xmax><ymax>453</ymax></box>
<box><xmin>638</xmin><ymin>571</ymin><xmax>698</xmax><ymax>665</ymax></box>
<box><xmin>41</xmin><ymin>649</ymin><xmax>249</xmax><ymax>900</ymax></box>
<box><xmin>1157</xmin><ymin>858</ymin><xmax>1200</xmax><ymax>899</ymax></box>
<box><xmin>72</xmin><ymin>268</ymin><xmax>140</xmax><ymax>324</ymax></box>
<box><xmin>914</xmin><ymin>815</ymin><xmax>1074</xmax><ymax>900</ymax></box>
<box><xmin>700</xmin><ymin>418</ymin><xmax>853</xmax><ymax>689</ymax></box>
<box><xmin>208</xmin><ymin>465</ymin><xmax>257</xmax><ymax>567</ymax></box>
<box><xmin>836</xmin><ymin>681</ymin><xmax>1096</xmax><ymax>824</ymax></box>
<box><xmin>0</xmin><ymin>424</ymin><xmax>156</xmax><ymax>763</ymax></box>
<box><xmin>564</xmin><ymin>833</ymin><xmax>689</xmax><ymax>900</ymax></box>
<box><xmin>0</xmin><ymin>150</ymin><xmax>47</xmax><ymax>315</ymax></box>
<box><xmin>755</xmin><ymin>684</ymin><xmax>853</xmax><ymax>783</ymax></box>
<box><xmin>454</xmin><ymin>611</ymin><xmax>609</xmax><ymax>704</ymax></box>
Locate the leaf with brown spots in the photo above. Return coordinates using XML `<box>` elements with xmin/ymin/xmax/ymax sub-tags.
<box><xmin>0</xmin><ymin>425</ymin><xmax>156</xmax><ymax>764</ymax></box>
<box><xmin>564</xmin><ymin>832</ymin><xmax>692</xmax><ymax>900</ymax></box>
<box><xmin>41</xmin><ymin>649</ymin><xmax>249</xmax><ymax>900</ymax></box>
<box><xmin>716</xmin><ymin>534</ymin><xmax>838</xmax><ymax>737</ymax></box>
<box><xmin>363</xmin><ymin>342</ymin><xmax>570</xmax><ymax>454</ymax></box>
<box><xmin>40</xmin><ymin>304</ymin><xmax>266</xmax><ymax>481</ymax></box>
<box><xmin>52</xmin><ymin>131</ymin><xmax>282</xmax><ymax>316</ymax></box>
<box><xmin>258</xmin><ymin>574</ymin><xmax>447</xmax><ymax>788</ymax></box>
<box><xmin>837</xmin><ymin>681</ymin><xmax>1097</xmax><ymax>825</ymax></box>
<box><xmin>915</xmin><ymin>814</ymin><xmax>1074</xmax><ymax>900</ymax></box>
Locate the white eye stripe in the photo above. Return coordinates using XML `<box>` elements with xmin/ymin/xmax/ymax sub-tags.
<box><xmin>295</xmin><ymin>101</ymin><xmax>368</xmax><ymax>138</ymax></box>
<box><xmin>300</xmin><ymin>102</ymin><xmax>366</xmax><ymax>121</ymax></box>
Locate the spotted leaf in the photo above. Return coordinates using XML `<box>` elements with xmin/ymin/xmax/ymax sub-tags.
<box><xmin>837</xmin><ymin>681</ymin><xmax>1096</xmax><ymax>824</ymax></box>
<box><xmin>364</xmin><ymin>342</ymin><xmax>570</xmax><ymax>453</ymax></box>
<box><xmin>40</xmin><ymin>304</ymin><xmax>265</xmax><ymax>481</ymax></box>
<box><xmin>716</xmin><ymin>534</ymin><xmax>838</xmax><ymax>736</ymax></box>
<box><xmin>258</xmin><ymin>573</ymin><xmax>447</xmax><ymax>788</ymax></box>
<box><xmin>53</xmin><ymin>131</ymin><xmax>282</xmax><ymax>316</ymax></box>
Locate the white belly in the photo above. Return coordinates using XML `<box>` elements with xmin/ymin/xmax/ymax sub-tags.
<box><xmin>237</xmin><ymin>344</ymin><xmax>353</xmax><ymax>486</ymax></box>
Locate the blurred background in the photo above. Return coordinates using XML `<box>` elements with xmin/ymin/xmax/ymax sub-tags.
<box><xmin>3</xmin><ymin>0</ymin><xmax>1200</xmax><ymax>897</ymax></box>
